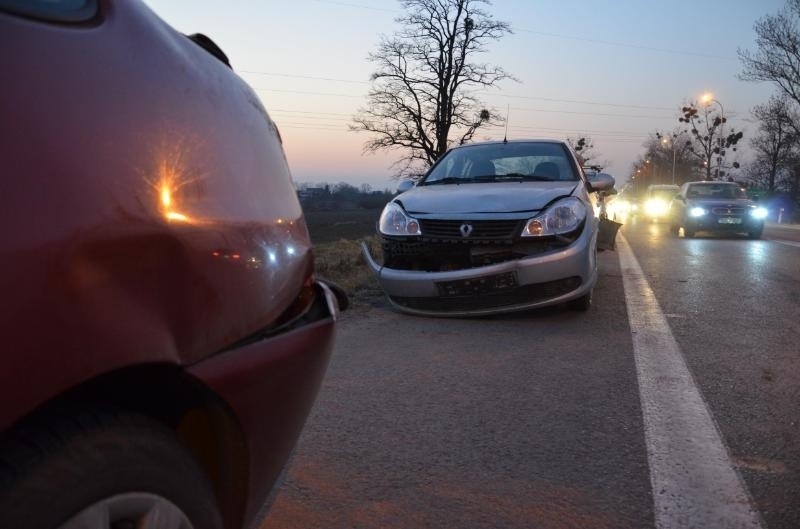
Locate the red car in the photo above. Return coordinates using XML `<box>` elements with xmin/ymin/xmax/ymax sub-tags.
<box><xmin>0</xmin><ymin>1</ymin><xmax>343</xmax><ymax>528</ymax></box>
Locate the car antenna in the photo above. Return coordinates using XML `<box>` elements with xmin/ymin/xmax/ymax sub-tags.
<box><xmin>503</xmin><ymin>104</ymin><xmax>510</xmax><ymax>144</ymax></box>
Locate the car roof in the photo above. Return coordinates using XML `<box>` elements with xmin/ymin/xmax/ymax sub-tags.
<box><xmin>449</xmin><ymin>139</ymin><xmax>569</xmax><ymax>150</ymax></box>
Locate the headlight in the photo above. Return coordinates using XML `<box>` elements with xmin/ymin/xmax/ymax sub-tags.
<box><xmin>689</xmin><ymin>207</ymin><xmax>707</xmax><ymax>217</ymax></box>
<box><xmin>522</xmin><ymin>197</ymin><xmax>586</xmax><ymax>237</ymax></box>
<box><xmin>750</xmin><ymin>207</ymin><xmax>768</xmax><ymax>219</ymax></box>
<box><xmin>645</xmin><ymin>199</ymin><xmax>668</xmax><ymax>215</ymax></box>
<box><xmin>379</xmin><ymin>202</ymin><xmax>421</xmax><ymax>236</ymax></box>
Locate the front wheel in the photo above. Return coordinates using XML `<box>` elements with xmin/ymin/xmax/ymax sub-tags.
<box><xmin>0</xmin><ymin>408</ymin><xmax>223</xmax><ymax>529</ymax></box>
<box><xmin>748</xmin><ymin>229</ymin><xmax>763</xmax><ymax>239</ymax></box>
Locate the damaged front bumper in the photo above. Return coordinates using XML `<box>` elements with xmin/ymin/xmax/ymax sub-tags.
<box><xmin>361</xmin><ymin>225</ymin><xmax>598</xmax><ymax>317</ymax></box>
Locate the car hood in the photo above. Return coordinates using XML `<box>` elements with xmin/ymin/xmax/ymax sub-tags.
<box><xmin>397</xmin><ymin>182</ymin><xmax>579</xmax><ymax>215</ymax></box>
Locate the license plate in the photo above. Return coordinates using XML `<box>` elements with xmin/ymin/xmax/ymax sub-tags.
<box><xmin>437</xmin><ymin>271</ymin><xmax>518</xmax><ymax>297</ymax></box>
<box><xmin>718</xmin><ymin>217</ymin><xmax>742</xmax><ymax>224</ymax></box>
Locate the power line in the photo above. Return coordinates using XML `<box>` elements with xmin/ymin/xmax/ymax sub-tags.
<box><xmin>240</xmin><ymin>70</ymin><xmax>369</xmax><ymax>85</ymax></box>
<box><xmin>267</xmin><ymin>101</ymin><xmax>673</xmax><ymax>121</ymax></box>
<box><xmin>308</xmin><ymin>0</ymin><xmax>735</xmax><ymax>61</ymax></box>
<box><xmin>254</xmin><ymin>84</ymin><xmax>675</xmax><ymax>111</ymax></box>
<box><xmin>277</xmin><ymin>124</ymin><xmax>348</xmax><ymax>131</ymax></box>
<box><xmin>269</xmin><ymin>113</ymin><xmax>351</xmax><ymax>122</ymax></box>
<box><xmin>311</xmin><ymin>0</ymin><xmax>397</xmax><ymax>13</ymax></box>
<box><xmin>254</xmin><ymin>87</ymin><xmax>365</xmax><ymax>98</ymax></box>
<box><xmin>514</xmin><ymin>28</ymin><xmax>736</xmax><ymax>61</ymax></box>
<box><xmin>509</xmin><ymin>106</ymin><xmax>674</xmax><ymax>120</ymax></box>
<box><xmin>268</xmin><ymin>109</ymin><xmax>354</xmax><ymax>117</ymax></box>
<box><xmin>480</xmin><ymin>92</ymin><xmax>675</xmax><ymax>111</ymax></box>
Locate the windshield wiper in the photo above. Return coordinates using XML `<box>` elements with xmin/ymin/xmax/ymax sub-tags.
<box><xmin>495</xmin><ymin>173</ymin><xmax>557</xmax><ymax>181</ymax></box>
<box><xmin>524</xmin><ymin>174</ymin><xmax>557</xmax><ymax>181</ymax></box>
<box><xmin>423</xmin><ymin>176</ymin><xmax>493</xmax><ymax>185</ymax></box>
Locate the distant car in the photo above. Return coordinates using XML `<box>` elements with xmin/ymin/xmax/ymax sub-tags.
<box><xmin>643</xmin><ymin>184</ymin><xmax>680</xmax><ymax>222</ymax></box>
<box><xmin>607</xmin><ymin>189</ymin><xmax>642</xmax><ymax>221</ymax></box>
<box><xmin>0</xmin><ymin>2</ymin><xmax>343</xmax><ymax>528</ymax></box>
<box><xmin>361</xmin><ymin>140</ymin><xmax>615</xmax><ymax>316</ymax></box>
<box><xmin>669</xmin><ymin>181</ymin><xmax>768</xmax><ymax>238</ymax></box>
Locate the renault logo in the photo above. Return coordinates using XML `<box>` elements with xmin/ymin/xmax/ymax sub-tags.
<box><xmin>460</xmin><ymin>223</ymin><xmax>474</xmax><ymax>237</ymax></box>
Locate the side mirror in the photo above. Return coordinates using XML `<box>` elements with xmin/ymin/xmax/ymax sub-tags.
<box><xmin>396</xmin><ymin>180</ymin><xmax>415</xmax><ymax>193</ymax></box>
<box><xmin>675</xmin><ymin>196</ymin><xmax>685</xmax><ymax>202</ymax></box>
<box><xmin>588</xmin><ymin>173</ymin><xmax>615</xmax><ymax>193</ymax></box>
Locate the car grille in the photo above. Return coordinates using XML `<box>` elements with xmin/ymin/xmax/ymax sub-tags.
<box><xmin>711</xmin><ymin>206</ymin><xmax>745</xmax><ymax>216</ymax></box>
<box><xmin>381</xmin><ymin>238</ymin><xmax>567</xmax><ymax>271</ymax></box>
<box><xmin>419</xmin><ymin>219</ymin><xmax>524</xmax><ymax>240</ymax></box>
<box><xmin>390</xmin><ymin>276</ymin><xmax>582</xmax><ymax>313</ymax></box>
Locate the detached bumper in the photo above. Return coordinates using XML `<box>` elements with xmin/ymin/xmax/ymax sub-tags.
<box><xmin>361</xmin><ymin>226</ymin><xmax>597</xmax><ymax>316</ymax></box>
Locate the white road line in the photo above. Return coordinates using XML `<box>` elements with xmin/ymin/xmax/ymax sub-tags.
<box><xmin>617</xmin><ymin>234</ymin><xmax>764</xmax><ymax>529</ymax></box>
<box><xmin>772</xmin><ymin>239</ymin><xmax>800</xmax><ymax>248</ymax></box>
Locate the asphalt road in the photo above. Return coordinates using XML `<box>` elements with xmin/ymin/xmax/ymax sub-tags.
<box><xmin>261</xmin><ymin>220</ymin><xmax>799</xmax><ymax>529</ymax></box>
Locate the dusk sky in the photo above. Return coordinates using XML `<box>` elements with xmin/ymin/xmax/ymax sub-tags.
<box><xmin>146</xmin><ymin>0</ymin><xmax>784</xmax><ymax>189</ymax></box>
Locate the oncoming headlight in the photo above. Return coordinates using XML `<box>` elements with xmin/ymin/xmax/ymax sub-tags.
<box><xmin>522</xmin><ymin>197</ymin><xmax>587</xmax><ymax>237</ymax></box>
<box><xmin>645</xmin><ymin>199</ymin><xmax>668</xmax><ymax>216</ymax></box>
<box><xmin>690</xmin><ymin>207</ymin><xmax>707</xmax><ymax>217</ymax></box>
<box><xmin>750</xmin><ymin>207</ymin><xmax>768</xmax><ymax>219</ymax></box>
<box><xmin>379</xmin><ymin>202</ymin><xmax>421</xmax><ymax>236</ymax></box>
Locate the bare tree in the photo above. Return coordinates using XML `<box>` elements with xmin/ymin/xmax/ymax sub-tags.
<box><xmin>566</xmin><ymin>136</ymin><xmax>601</xmax><ymax>167</ymax></box>
<box><xmin>654</xmin><ymin>130</ymin><xmax>701</xmax><ymax>184</ymax></box>
<box><xmin>679</xmin><ymin>102</ymin><xmax>743</xmax><ymax>180</ymax></box>
<box><xmin>739</xmin><ymin>1</ymin><xmax>800</xmax><ymax>133</ymax></box>
<box><xmin>748</xmin><ymin>95</ymin><xmax>798</xmax><ymax>192</ymax></box>
<box><xmin>351</xmin><ymin>0</ymin><xmax>514</xmax><ymax>179</ymax></box>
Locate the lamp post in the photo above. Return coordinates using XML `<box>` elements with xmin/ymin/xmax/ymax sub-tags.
<box><xmin>701</xmin><ymin>92</ymin><xmax>725</xmax><ymax>180</ymax></box>
<box><xmin>645</xmin><ymin>158</ymin><xmax>656</xmax><ymax>183</ymax></box>
<box><xmin>658</xmin><ymin>133</ymin><xmax>677</xmax><ymax>185</ymax></box>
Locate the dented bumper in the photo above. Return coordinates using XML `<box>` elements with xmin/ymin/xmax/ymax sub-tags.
<box><xmin>361</xmin><ymin>225</ymin><xmax>598</xmax><ymax>317</ymax></box>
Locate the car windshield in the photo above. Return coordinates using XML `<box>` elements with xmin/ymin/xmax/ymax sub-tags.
<box><xmin>686</xmin><ymin>183</ymin><xmax>747</xmax><ymax>199</ymax></box>
<box><xmin>421</xmin><ymin>142</ymin><xmax>578</xmax><ymax>185</ymax></box>
<box><xmin>650</xmin><ymin>188</ymin><xmax>679</xmax><ymax>201</ymax></box>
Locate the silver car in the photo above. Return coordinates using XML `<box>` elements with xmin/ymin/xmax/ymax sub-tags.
<box><xmin>361</xmin><ymin>140</ymin><xmax>615</xmax><ymax>316</ymax></box>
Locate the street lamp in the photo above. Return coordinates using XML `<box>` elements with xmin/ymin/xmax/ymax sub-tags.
<box><xmin>645</xmin><ymin>158</ymin><xmax>656</xmax><ymax>182</ymax></box>
<box><xmin>701</xmin><ymin>92</ymin><xmax>725</xmax><ymax>180</ymax></box>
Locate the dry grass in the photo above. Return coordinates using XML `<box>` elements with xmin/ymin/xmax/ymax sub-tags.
<box><xmin>305</xmin><ymin>209</ymin><xmax>381</xmax><ymax>244</ymax></box>
<box><xmin>313</xmin><ymin>235</ymin><xmax>383</xmax><ymax>304</ymax></box>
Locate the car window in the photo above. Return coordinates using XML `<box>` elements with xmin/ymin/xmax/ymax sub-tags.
<box><xmin>422</xmin><ymin>142</ymin><xmax>578</xmax><ymax>184</ymax></box>
<box><xmin>686</xmin><ymin>184</ymin><xmax>746</xmax><ymax>199</ymax></box>
<box><xmin>0</xmin><ymin>0</ymin><xmax>97</xmax><ymax>22</ymax></box>
<box><xmin>650</xmin><ymin>189</ymin><xmax>679</xmax><ymax>201</ymax></box>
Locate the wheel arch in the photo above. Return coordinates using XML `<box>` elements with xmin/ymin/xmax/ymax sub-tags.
<box><xmin>0</xmin><ymin>364</ymin><xmax>249</xmax><ymax>529</ymax></box>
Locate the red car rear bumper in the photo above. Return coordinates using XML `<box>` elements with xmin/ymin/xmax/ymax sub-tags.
<box><xmin>187</xmin><ymin>283</ymin><xmax>339</xmax><ymax>527</ymax></box>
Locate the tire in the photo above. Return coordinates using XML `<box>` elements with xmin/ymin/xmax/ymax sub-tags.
<box><xmin>0</xmin><ymin>408</ymin><xmax>222</xmax><ymax>529</ymax></box>
<box><xmin>568</xmin><ymin>289</ymin><xmax>592</xmax><ymax>312</ymax></box>
<box><xmin>748</xmin><ymin>229</ymin><xmax>763</xmax><ymax>240</ymax></box>
<box><xmin>670</xmin><ymin>223</ymin><xmax>680</xmax><ymax>236</ymax></box>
